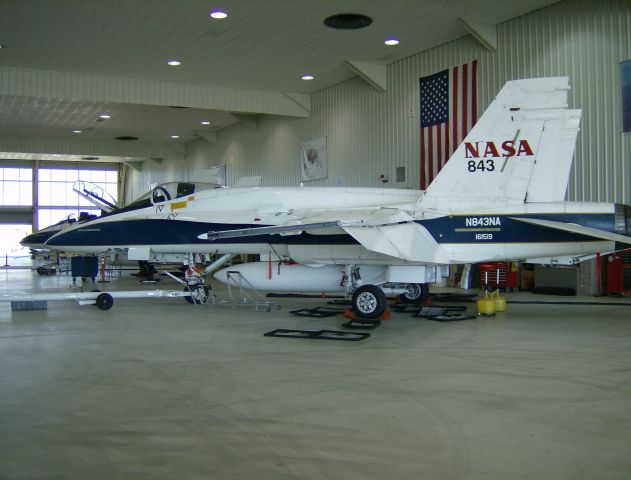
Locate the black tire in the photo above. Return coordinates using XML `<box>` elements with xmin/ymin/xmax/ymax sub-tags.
<box><xmin>184</xmin><ymin>285</ymin><xmax>210</xmax><ymax>304</ymax></box>
<box><xmin>95</xmin><ymin>293</ymin><xmax>114</xmax><ymax>310</ymax></box>
<box><xmin>399</xmin><ymin>283</ymin><xmax>430</xmax><ymax>304</ymax></box>
<box><xmin>351</xmin><ymin>285</ymin><xmax>387</xmax><ymax>319</ymax></box>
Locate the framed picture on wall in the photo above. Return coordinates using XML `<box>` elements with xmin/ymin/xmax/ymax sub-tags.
<box><xmin>622</xmin><ymin>60</ymin><xmax>631</xmax><ymax>133</ymax></box>
<box><xmin>300</xmin><ymin>137</ymin><xmax>327</xmax><ymax>181</ymax></box>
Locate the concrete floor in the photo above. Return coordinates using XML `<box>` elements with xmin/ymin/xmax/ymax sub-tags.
<box><xmin>1</xmin><ymin>267</ymin><xmax>631</xmax><ymax>480</ymax></box>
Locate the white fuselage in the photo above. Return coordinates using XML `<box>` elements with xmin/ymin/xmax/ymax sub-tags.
<box><xmin>45</xmin><ymin>186</ymin><xmax>617</xmax><ymax>267</ymax></box>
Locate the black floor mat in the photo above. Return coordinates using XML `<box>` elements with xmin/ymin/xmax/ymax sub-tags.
<box><xmin>289</xmin><ymin>307</ymin><xmax>345</xmax><ymax>318</ymax></box>
<box><xmin>266</xmin><ymin>293</ymin><xmax>344</xmax><ymax>299</ymax></box>
<box><xmin>413</xmin><ymin>305</ymin><xmax>476</xmax><ymax>321</ymax></box>
<box><xmin>264</xmin><ymin>329</ymin><xmax>370</xmax><ymax>341</ymax></box>
<box><xmin>422</xmin><ymin>313</ymin><xmax>478</xmax><ymax>322</ymax></box>
<box><xmin>327</xmin><ymin>299</ymin><xmax>352</xmax><ymax>306</ymax></box>
<box><xmin>341</xmin><ymin>319</ymin><xmax>381</xmax><ymax>329</ymax></box>
<box><xmin>429</xmin><ymin>293</ymin><xmax>477</xmax><ymax>302</ymax></box>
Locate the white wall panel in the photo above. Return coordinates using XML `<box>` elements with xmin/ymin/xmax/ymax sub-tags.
<box><xmin>128</xmin><ymin>0</ymin><xmax>631</xmax><ymax>205</ymax></box>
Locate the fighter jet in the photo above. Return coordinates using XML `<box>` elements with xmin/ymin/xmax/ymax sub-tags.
<box><xmin>44</xmin><ymin>77</ymin><xmax>631</xmax><ymax>318</ymax></box>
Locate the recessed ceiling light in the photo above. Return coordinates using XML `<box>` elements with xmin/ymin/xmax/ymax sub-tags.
<box><xmin>301</xmin><ymin>74</ymin><xmax>314</xmax><ymax>81</ymax></box>
<box><xmin>72</xmin><ymin>129</ymin><xmax>83</xmax><ymax>134</ymax></box>
<box><xmin>170</xmin><ymin>135</ymin><xmax>180</xmax><ymax>139</ymax></box>
<box><xmin>201</xmin><ymin>121</ymin><xmax>210</xmax><ymax>125</ymax></box>
<box><xmin>210</xmin><ymin>9</ymin><xmax>228</xmax><ymax>19</ymax></box>
<box><xmin>324</xmin><ymin>13</ymin><xmax>373</xmax><ymax>30</ymax></box>
<box><xmin>167</xmin><ymin>60</ymin><xmax>181</xmax><ymax>66</ymax></box>
<box><xmin>384</xmin><ymin>37</ymin><xmax>400</xmax><ymax>46</ymax></box>
<box><xmin>99</xmin><ymin>114</ymin><xmax>111</xmax><ymax>119</ymax></box>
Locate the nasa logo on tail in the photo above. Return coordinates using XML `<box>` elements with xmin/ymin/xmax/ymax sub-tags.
<box><xmin>464</xmin><ymin>139</ymin><xmax>535</xmax><ymax>173</ymax></box>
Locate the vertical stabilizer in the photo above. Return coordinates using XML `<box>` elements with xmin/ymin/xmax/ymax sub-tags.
<box><xmin>419</xmin><ymin>77</ymin><xmax>581</xmax><ymax>212</ymax></box>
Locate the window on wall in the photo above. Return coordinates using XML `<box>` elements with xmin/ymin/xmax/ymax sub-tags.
<box><xmin>37</xmin><ymin>166</ymin><xmax>118</xmax><ymax>228</ymax></box>
<box><xmin>38</xmin><ymin>168</ymin><xmax>117</xmax><ymax>207</ymax></box>
<box><xmin>0</xmin><ymin>167</ymin><xmax>33</xmax><ymax>206</ymax></box>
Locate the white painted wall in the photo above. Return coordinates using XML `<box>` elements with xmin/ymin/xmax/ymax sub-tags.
<box><xmin>128</xmin><ymin>0</ymin><xmax>631</xmax><ymax>204</ymax></box>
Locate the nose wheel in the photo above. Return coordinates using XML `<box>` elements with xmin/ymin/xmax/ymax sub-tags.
<box><xmin>184</xmin><ymin>284</ymin><xmax>211</xmax><ymax>304</ymax></box>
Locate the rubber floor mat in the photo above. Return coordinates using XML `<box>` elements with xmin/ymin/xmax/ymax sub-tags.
<box><xmin>264</xmin><ymin>329</ymin><xmax>370</xmax><ymax>341</ymax></box>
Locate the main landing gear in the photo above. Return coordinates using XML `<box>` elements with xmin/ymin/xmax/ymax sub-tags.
<box><xmin>343</xmin><ymin>266</ymin><xmax>429</xmax><ymax>319</ymax></box>
<box><xmin>351</xmin><ymin>285</ymin><xmax>387</xmax><ymax>319</ymax></box>
<box><xmin>399</xmin><ymin>283</ymin><xmax>430</xmax><ymax>304</ymax></box>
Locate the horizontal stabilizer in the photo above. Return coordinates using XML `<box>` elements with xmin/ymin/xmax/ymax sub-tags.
<box><xmin>343</xmin><ymin>222</ymin><xmax>450</xmax><ymax>263</ymax></box>
<box><xmin>511</xmin><ymin>217</ymin><xmax>631</xmax><ymax>244</ymax></box>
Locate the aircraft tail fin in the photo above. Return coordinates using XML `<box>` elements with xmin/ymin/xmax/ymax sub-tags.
<box><xmin>419</xmin><ymin>77</ymin><xmax>582</xmax><ymax>212</ymax></box>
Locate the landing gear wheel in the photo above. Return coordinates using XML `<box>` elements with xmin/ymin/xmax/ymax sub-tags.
<box><xmin>352</xmin><ymin>285</ymin><xmax>387</xmax><ymax>319</ymax></box>
<box><xmin>95</xmin><ymin>292</ymin><xmax>114</xmax><ymax>310</ymax></box>
<box><xmin>399</xmin><ymin>283</ymin><xmax>429</xmax><ymax>304</ymax></box>
<box><xmin>184</xmin><ymin>285</ymin><xmax>210</xmax><ymax>304</ymax></box>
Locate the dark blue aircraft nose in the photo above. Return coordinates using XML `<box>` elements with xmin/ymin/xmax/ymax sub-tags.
<box><xmin>20</xmin><ymin>231</ymin><xmax>54</xmax><ymax>247</ymax></box>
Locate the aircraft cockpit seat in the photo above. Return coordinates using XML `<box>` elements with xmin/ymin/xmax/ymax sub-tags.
<box><xmin>78</xmin><ymin>211</ymin><xmax>95</xmax><ymax>221</ymax></box>
<box><xmin>176</xmin><ymin>182</ymin><xmax>195</xmax><ymax>198</ymax></box>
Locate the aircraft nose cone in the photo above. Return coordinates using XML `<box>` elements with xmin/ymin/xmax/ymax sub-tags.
<box><xmin>20</xmin><ymin>232</ymin><xmax>51</xmax><ymax>247</ymax></box>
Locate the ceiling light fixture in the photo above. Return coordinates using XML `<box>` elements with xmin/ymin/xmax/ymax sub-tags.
<box><xmin>167</xmin><ymin>60</ymin><xmax>182</xmax><ymax>66</ymax></box>
<box><xmin>201</xmin><ymin>121</ymin><xmax>210</xmax><ymax>125</ymax></box>
<box><xmin>99</xmin><ymin>114</ymin><xmax>111</xmax><ymax>119</ymax></box>
<box><xmin>301</xmin><ymin>74</ymin><xmax>314</xmax><ymax>81</ymax></box>
<box><xmin>72</xmin><ymin>129</ymin><xmax>83</xmax><ymax>134</ymax></box>
<box><xmin>170</xmin><ymin>135</ymin><xmax>180</xmax><ymax>139</ymax></box>
<box><xmin>210</xmin><ymin>9</ymin><xmax>228</xmax><ymax>19</ymax></box>
<box><xmin>384</xmin><ymin>37</ymin><xmax>400</xmax><ymax>46</ymax></box>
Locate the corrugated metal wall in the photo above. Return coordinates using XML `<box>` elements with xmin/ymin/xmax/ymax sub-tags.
<box><xmin>129</xmin><ymin>0</ymin><xmax>631</xmax><ymax>204</ymax></box>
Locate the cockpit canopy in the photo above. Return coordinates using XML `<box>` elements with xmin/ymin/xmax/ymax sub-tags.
<box><xmin>127</xmin><ymin>181</ymin><xmax>221</xmax><ymax>208</ymax></box>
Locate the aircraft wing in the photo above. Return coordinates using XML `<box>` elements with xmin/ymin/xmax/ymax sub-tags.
<box><xmin>199</xmin><ymin>208</ymin><xmax>450</xmax><ymax>263</ymax></box>
<box><xmin>511</xmin><ymin>217</ymin><xmax>631</xmax><ymax>244</ymax></box>
<box><xmin>199</xmin><ymin>208</ymin><xmax>411</xmax><ymax>240</ymax></box>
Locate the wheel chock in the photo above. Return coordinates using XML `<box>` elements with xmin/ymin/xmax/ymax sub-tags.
<box><xmin>343</xmin><ymin>308</ymin><xmax>390</xmax><ymax>321</ymax></box>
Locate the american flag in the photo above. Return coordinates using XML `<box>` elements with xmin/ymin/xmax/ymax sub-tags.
<box><xmin>420</xmin><ymin>60</ymin><xmax>478</xmax><ymax>189</ymax></box>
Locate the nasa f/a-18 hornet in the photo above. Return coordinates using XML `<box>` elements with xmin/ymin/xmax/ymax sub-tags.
<box><xmin>43</xmin><ymin>77</ymin><xmax>631</xmax><ymax>318</ymax></box>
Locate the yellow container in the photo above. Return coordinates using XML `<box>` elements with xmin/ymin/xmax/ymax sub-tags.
<box><xmin>476</xmin><ymin>291</ymin><xmax>496</xmax><ymax>315</ymax></box>
<box><xmin>492</xmin><ymin>290</ymin><xmax>507</xmax><ymax>312</ymax></box>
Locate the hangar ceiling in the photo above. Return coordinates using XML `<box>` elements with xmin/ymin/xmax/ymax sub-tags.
<box><xmin>0</xmin><ymin>0</ymin><xmax>561</xmax><ymax>164</ymax></box>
